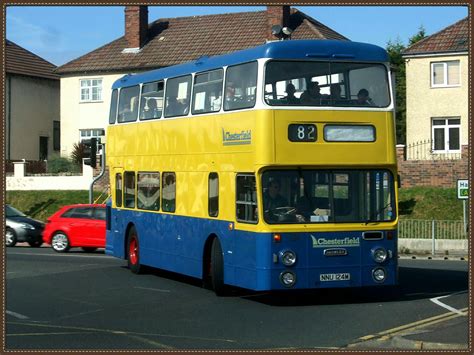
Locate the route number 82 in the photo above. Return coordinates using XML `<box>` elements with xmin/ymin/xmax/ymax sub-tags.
<box><xmin>288</xmin><ymin>124</ymin><xmax>317</xmax><ymax>142</ymax></box>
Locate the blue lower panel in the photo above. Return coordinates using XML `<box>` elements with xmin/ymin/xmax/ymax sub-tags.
<box><xmin>106</xmin><ymin>208</ymin><xmax>398</xmax><ymax>291</ymax></box>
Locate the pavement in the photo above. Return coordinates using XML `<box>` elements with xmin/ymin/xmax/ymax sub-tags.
<box><xmin>347</xmin><ymin>308</ymin><xmax>469</xmax><ymax>350</ymax></box>
<box><xmin>349</xmin><ymin>252</ymin><xmax>470</xmax><ymax>351</ymax></box>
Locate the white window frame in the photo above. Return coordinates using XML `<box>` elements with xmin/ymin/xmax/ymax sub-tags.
<box><xmin>431</xmin><ymin>117</ymin><xmax>461</xmax><ymax>153</ymax></box>
<box><xmin>80</xmin><ymin>78</ymin><xmax>103</xmax><ymax>102</ymax></box>
<box><xmin>79</xmin><ymin>128</ymin><xmax>104</xmax><ymax>151</ymax></box>
<box><xmin>430</xmin><ymin>61</ymin><xmax>460</xmax><ymax>88</ymax></box>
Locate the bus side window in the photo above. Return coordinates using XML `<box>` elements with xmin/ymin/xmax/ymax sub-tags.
<box><xmin>164</xmin><ymin>76</ymin><xmax>192</xmax><ymax>118</ymax></box>
<box><xmin>115</xmin><ymin>173</ymin><xmax>123</xmax><ymax>208</ymax></box>
<box><xmin>109</xmin><ymin>89</ymin><xmax>118</xmax><ymax>124</ymax></box>
<box><xmin>224</xmin><ymin>62</ymin><xmax>258</xmax><ymax>111</ymax></box>
<box><xmin>236</xmin><ymin>174</ymin><xmax>258</xmax><ymax>223</ymax></box>
<box><xmin>162</xmin><ymin>172</ymin><xmax>176</xmax><ymax>212</ymax></box>
<box><xmin>118</xmin><ymin>85</ymin><xmax>140</xmax><ymax>123</ymax></box>
<box><xmin>124</xmin><ymin>171</ymin><xmax>136</xmax><ymax>208</ymax></box>
<box><xmin>140</xmin><ymin>81</ymin><xmax>164</xmax><ymax>120</ymax></box>
<box><xmin>137</xmin><ymin>172</ymin><xmax>160</xmax><ymax>211</ymax></box>
<box><xmin>208</xmin><ymin>173</ymin><xmax>219</xmax><ymax>217</ymax></box>
<box><xmin>192</xmin><ymin>69</ymin><xmax>224</xmax><ymax>115</ymax></box>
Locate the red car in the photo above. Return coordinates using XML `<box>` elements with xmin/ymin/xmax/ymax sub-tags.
<box><xmin>43</xmin><ymin>204</ymin><xmax>106</xmax><ymax>253</ymax></box>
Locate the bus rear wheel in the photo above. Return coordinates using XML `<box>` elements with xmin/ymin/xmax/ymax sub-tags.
<box><xmin>211</xmin><ymin>238</ymin><xmax>226</xmax><ymax>296</ymax></box>
<box><xmin>127</xmin><ymin>227</ymin><xmax>142</xmax><ymax>274</ymax></box>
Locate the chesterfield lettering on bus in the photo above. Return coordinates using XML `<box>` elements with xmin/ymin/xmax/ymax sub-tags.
<box><xmin>222</xmin><ymin>129</ymin><xmax>252</xmax><ymax>146</ymax></box>
<box><xmin>311</xmin><ymin>235</ymin><xmax>360</xmax><ymax>248</ymax></box>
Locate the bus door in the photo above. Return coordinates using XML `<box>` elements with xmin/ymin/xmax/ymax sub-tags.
<box><xmin>110</xmin><ymin>167</ymin><xmax>126</xmax><ymax>257</ymax></box>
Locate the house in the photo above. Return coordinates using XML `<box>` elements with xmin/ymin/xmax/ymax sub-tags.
<box><xmin>5</xmin><ymin>40</ymin><xmax>60</xmax><ymax>161</ymax></box>
<box><xmin>403</xmin><ymin>17</ymin><xmax>468</xmax><ymax>160</ymax></box>
<box><xmin>55</xmin><ymin>5</ymin><xmax>348</xmax><ymax>157</ymax></box>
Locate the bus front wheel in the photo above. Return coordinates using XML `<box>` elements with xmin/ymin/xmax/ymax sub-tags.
<box><xmin>211</xmin><ymin>238</ymin><xmax>226</xmax><ymax>296</ymax></box>
<box><xmin>127</xmin><ymin>227</ymin><xmax>142</xmax><ymax>274</ymax></box>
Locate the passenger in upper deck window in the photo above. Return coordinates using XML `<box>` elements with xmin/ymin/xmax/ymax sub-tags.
<box><xmin>119</xmin><ymin>102</ymin><xmax>134</xmax><ymax>122</ymax></box>
<box><xmin>284</xmin><ymin>83</ymin><xmax>299</xmax><ymax>105</ymax></box>
<box><xmin>167</xmin><ymin>97</ymin><xmax>186</xmax><ymax>116</ymax></box>
<box><xmin>355</xmin><ymin>88</ymin><xmax>374</xmax><ymax>106</ymax></box>
<box><xmin>224</xmin><ymin>82</ymin><xmax>238</xmax><ymax>110</ymax></box>
<box><xmin>143</xmin><ymin>99</ymin><xmax>159</xmax><ymax>119</ymax></box>
<box><xmin>300</xmin><ymin>81</ymin><xmax>322</xmax><ymax>106</ymax></box>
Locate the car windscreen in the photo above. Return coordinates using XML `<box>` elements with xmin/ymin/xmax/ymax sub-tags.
<box><xmin>6</xmin><ymin>205</ymin><xmax>26</xmax><ymax>217</ymax></box>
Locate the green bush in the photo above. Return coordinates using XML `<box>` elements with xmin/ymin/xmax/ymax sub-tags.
<box><xmin>71</xmin><ymin>142</ymin><xmax>86</xmax><ymax>166</ymax></box>
<box><xmin>46</xmin><ymin>155</ymin><xmax>80</xmax><ymax>174</ymax></box>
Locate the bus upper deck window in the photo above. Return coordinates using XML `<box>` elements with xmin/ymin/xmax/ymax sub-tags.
<box><xmin>140</xmin><ymin>81</ymin><xmax>164</xmax><ymax>120</ymax></box>
<box><xmin>118</xmin><ymin>85</ymin><xmax>140</xmax><ymax>123</ymax></box>
<box><xmin>164</xmin><ymin>76</ymin><xmax>192</xmax><ymax>118</ymax></box>
<box><xmin>109</xmin><ymin>89</ymin><xmax>118</xmax><ymax>124</ymax></box>
<box><xmin>224</xmin><ymin>62</ymin><xmax>257</xmax><ymax>111</ymax></box>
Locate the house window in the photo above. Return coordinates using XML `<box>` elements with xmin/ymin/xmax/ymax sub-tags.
<box><xmin>432</xmin><ymin>117</ymin><xmax>461</xmax><ymax>153</ymax></box>
<box><xmin>53</xmin><ymin>120</ymin><xmax>60</xmax><ymax>151</ymax></box>
<box><xmin>431</xmin><ymin>61</ymin><xmax>460</xmax><ymax>87</ymax></box>
<box><xmin>80</xmin><ymin>129</ymin><xmax>103</xmax><ymax>143</ymax></box>
<box><xmin>80</xmin><ymin>78</ymin><xmax>102</xmax><ymax>102</ymax></box>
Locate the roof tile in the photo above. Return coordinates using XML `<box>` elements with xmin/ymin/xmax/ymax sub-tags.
<box><xmin>403</xmin><ymin>17</ymin><xmax>469</xmax><ymax>55</ymax></box>
<box><xmin>56</xmin><ymin>8</ymin><xmax>348</xmax><ymax>75</ymax></box>
<box><xmin>6</xmin><ymin>40</ymin><xmax>59</xmax><ymax>80</ymax></box>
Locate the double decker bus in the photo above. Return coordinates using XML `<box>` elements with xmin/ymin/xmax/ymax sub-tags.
<box><xmin>105</xmin><ymin>40</ymin><xmax>398</xmax><ymax>295</ymax></box>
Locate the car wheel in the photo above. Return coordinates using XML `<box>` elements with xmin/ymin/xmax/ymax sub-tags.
<box><xmin>51</xmin><ymin>232</ymin><xmax>70</xmax><ymax>253</ymax></box>
<box><xmin>5</xmin><ymin>228</ymin><xmax>17</xmax><ymax>247</ymax></box>
<box><xmin>81</xmin><ymin>247</ymin><xmax>97</xmax><ymax>253</ymax></box>
<box><xmin>28</xmin><ymin>241</ymin><xmax>43</xmax><ymax>248</ymax></box>
<box><xmin>127</xmin><ymin>226</ymin><xmax>142</xmax><ymax>274</ymax></box>
<box><xmin>211</xmin><ymin>238</ymin><xmax>227</xmax><ymax>296</ymax></box>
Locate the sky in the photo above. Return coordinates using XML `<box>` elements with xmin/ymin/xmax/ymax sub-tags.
<box><xmin>6</xmin><ymin>5</ymin><xmax>469</xmax><ymax>66</ymax></box>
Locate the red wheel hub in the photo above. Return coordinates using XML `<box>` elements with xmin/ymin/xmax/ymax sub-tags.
<box><xmin>129</xmin><ymin>237</ymin><xmax>138</xmax><ymax>265</ymax></box>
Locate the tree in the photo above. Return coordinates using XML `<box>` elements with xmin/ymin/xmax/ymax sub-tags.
<box><xmin>387</xmin><ymin>28</ymin><xmax>426</xmax><ymax>144</ymax></box>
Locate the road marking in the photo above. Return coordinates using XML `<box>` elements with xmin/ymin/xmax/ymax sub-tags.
<box><xmin>430</xmin><ymin>292</ymin><xmax>467</xmax><ymax>315</ymax></box>
<box><xmin>7</xmin><ymin>321</ymin><xmax>237</xmax><ymax>345</ymax></box>
<box><xmin>6</xmin><ymin>310</ymin><xmax>29</xmax><ymax>320</ymax></box>
<box><xmin>7</xmin><ymin>252</ymin><xmax>115</xmax><ymax>259</ymax></box>
<box><xmin>134</xmin><ymin>287</ymin><xmax>171</xmax><ymax>293</ymax></box>
<box><xmin>349</xmin><ymin>307</ymin><xmax>469</xmax><ymax>347</ymax></box>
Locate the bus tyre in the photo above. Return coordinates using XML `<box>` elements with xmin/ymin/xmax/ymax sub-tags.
<box><xmin>127</xmin><ymin>227</ymin><xmax>142</xmax><ymax>274</ymax></box>
<box><xmin>211</xmin><ymin>238</ymin><xmax>226</xmax><ymax>296</ymax></box>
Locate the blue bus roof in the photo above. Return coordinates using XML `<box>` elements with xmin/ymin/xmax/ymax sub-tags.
<box><xmin>112</xmin><ymin>40</ymin><xmax>389</xmax><ymax>89</ymax></box>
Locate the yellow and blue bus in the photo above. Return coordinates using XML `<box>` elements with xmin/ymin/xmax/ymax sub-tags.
<box><xmin>105</xmin><ymin>40</ymin><xmax>398</xmax><ymax>295</ymax></box>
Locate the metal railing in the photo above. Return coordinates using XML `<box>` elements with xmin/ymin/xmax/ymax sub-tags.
<box><xmin>399</xmin><ymin>219</ymin><xmax>467</xmax><ymax>240</ymax></box>
<box><xmin>406</xmin><ymin>140</ymin><xmax>462</xmax><ymax>160</ymax></box>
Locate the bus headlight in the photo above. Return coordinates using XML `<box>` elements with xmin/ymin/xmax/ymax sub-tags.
<box><xmin>372</xmin><ymin>267</ymin><xmax>386</xmax><ymax>283</ymax></box>
<box><xmin>372</xmin><ymin>247</ymin><xmax>388</xmax><ymax>263</ymax></box>
<box><xmin>280</xmin><ymin>271</ymin><xmax>297</xmax><ymax>287</ymax></box>
<box><xmin>280</xmin><ymin>250</ymin><xmax>297</xmax><ymax>266</ymax></box>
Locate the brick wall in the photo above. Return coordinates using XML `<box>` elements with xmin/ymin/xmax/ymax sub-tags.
<box><xmin>124</xmin><ymin>6</ymin><xmax>148</xmax><ymax>49</ymax></box>
<box><xmin>397</xmin><ymin>145</ymin><xmax>469</xmax><ymax>188</ymax></box>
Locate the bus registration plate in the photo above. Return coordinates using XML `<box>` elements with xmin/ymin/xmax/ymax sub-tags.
<box><xmin>320</xmin><ymin>273</ymin><xmax>350</xmax><ymax>282</ymax></box>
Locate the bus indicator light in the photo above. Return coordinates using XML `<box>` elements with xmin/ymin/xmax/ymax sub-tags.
<box><xmin>273</xmin><ymin>234</ymin><xmax>281</xmax><ymax>243</ymax></box>
<box><xmin>228</xmin><ymin>223</ymin><xmax>234</xmax><ymax>231</ymax></box>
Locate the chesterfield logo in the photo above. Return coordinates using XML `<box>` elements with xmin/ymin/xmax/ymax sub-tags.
<box><xmin>311</xmin><ymin>235</ymin><xmax>360</xmax><ymax>248</ymax></box>
<box><xmin>222</xmin><ymin>128</ymin><xmax>251</xmax><ymax>146</ymax></box>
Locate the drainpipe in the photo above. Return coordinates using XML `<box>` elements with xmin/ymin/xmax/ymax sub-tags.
<box><xmin>7</xmin><ymin>76</ymin><xmax>12</xmax><ymax>160</ymax></box>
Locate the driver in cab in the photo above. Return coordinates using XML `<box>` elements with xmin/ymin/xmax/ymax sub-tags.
<box><xmin>263</xmin><ymin>180</ymin><xmax>289</xmax><ymax>222</ymax></box>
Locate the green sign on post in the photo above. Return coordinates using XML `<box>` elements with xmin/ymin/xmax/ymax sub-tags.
<box><xmin>457</xmin><ymin>179</ymin><xmax>469</xmax><ymax>200</ymax></box>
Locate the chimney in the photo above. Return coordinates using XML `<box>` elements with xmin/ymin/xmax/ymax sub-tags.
<box><xmin>266</xmin><ymin>6</ymin><xmax>290</xmax><ymax>40</ymax></box>
<box><xmin>124</xmin><ymin>6</ymin><xmax>148</xmax><ymax>51</ymax></box>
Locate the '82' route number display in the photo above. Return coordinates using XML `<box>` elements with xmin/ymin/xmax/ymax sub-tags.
<box><xmin>288</xmin><ymin>124</ymin><xmax>316</xmax><ymax>142</ymax></box>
